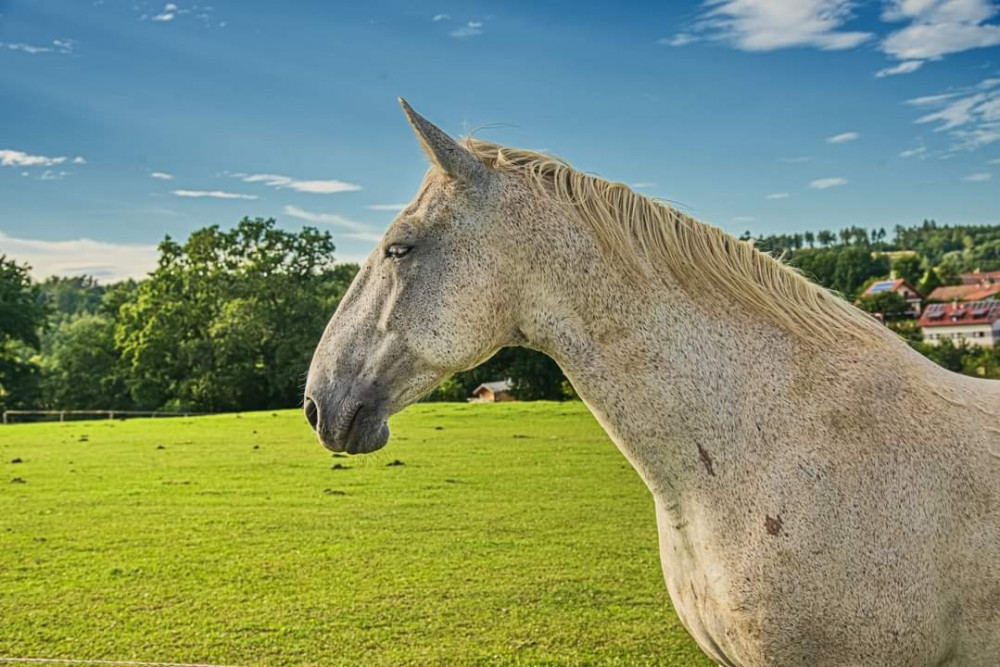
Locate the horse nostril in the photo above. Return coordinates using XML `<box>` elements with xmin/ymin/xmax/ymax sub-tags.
<box><xmin>304</xmin><ymin>397</ymin><xmax>319</xmax><ymax>431</ymax></box>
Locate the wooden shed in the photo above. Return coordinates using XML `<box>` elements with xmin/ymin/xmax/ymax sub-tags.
<box><xmin>470</xmin><ymin>380</ymin><xmax>514</xmax><ymax>403</ymax></box>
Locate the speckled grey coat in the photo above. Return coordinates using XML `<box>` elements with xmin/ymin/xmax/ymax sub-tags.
<box><xmin>305</xmin><ymin>100</ymin><xmax>1000</xmax><ymax>667</ymax></box>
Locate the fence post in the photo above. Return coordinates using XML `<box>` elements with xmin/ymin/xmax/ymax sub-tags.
<box><xmin>60</xmin><ymin>411</ymin><xmax>65</xmax><ymax>422</ymax></box>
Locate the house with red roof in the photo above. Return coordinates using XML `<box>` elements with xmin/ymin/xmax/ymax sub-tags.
<box><xmin>961</xmin><ymin>270</ymin><xmax>1000</xmax><ymax>286</ymax></box>
<box><xmin>860</xmin><ymin>278</ymin><xmax>923</xmax><ymax>318</ymax></box>
<box><xmin>926</xmin><ymin>283</ymin><xmax>1000</xmax><ymax>303</ymax></box>
<box><xmin>918</xmin><ymin>301</ymin><xmax>1000</xmax><ymax>347</ymax></box>
<box><xmin>931</xmin><ymin>270</ymin><xmax>1000</xmax><ymax>302</ymax></box>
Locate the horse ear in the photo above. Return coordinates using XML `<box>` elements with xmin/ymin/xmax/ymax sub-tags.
<box><xmin>399</xmin><ymin>98</ymin><xmax>487</xmax><ymax>185</ymax></box>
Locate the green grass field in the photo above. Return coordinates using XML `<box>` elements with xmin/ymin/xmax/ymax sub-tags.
<box><xmin>0</xmin><ymin>403</ymin><xmax>710</xmax><ymax>666</ymax></box>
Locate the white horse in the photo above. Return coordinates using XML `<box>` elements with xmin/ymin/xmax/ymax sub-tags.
<box><xmin>305</xmin><ymin>100</ymin><xmax>1000</xmax><ymax>666</ymax></box>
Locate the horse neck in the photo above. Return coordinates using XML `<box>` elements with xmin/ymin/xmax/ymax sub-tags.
<box><xmin>517</xmin><ymin>241</ymin><xmax>805</xmax><ymax>497</ymax></box>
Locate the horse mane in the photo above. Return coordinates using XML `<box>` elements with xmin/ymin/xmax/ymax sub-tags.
<box><xmin>462</xmin><ymin>138</ymin><xmax>884</xmax><ymax>346</ymax></box>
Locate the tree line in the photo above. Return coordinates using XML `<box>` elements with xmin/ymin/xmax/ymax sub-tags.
<box><xmin>2</xmin><ymin>217</ymin><xmax>1000</xmax><ymax>413</ymax></box>
<box><xmin>0</xmin><ymin>218</ymin><xmax>568</xmax><ymax>413</ymax></box>
<box><xmin>744</xmin><ymin>219</ymin><xmax>1000</xmax><ymax>300</ymax></box>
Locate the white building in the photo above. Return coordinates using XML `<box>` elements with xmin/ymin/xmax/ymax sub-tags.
<box><xmin>918</xmin><ymin>301</ymin><xmax>1000</xmax><ymax>347</ymax></box>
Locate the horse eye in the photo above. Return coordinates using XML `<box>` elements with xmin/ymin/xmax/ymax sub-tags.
<box><xmin>385</xmin><ymin>244</ymin><xmax>412</xmax><ymax>259</ymax></box>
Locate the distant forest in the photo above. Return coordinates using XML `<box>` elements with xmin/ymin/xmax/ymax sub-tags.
<box><xmin>743</xmin><ymin>219</ymin><xmax>1000</xmax><ymax>301</ymax></box>
<box><xmin>2</xmin><ymin>218</ymin><xmax>999</xmax><ymax>414</ymax></box>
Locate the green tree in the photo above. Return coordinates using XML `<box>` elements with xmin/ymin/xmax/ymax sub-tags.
<box><xmin>887</xmin><ymin>319</ymin><xmax>922</xmax><ymax>346</ymax></box>
<box><xmin>115</xmin><ymin>218</ymin><xmax>357</xmax><ymax>412</ymax></box>
<box><xmin>936</xmin><ymin>254</ymin><xmax>964</xmax><ymax>286</ymax></box>
<box><xmin>967</xmin><ymin>239</ymin><xmax>1000</xmax><ymax>271</ymax></box>
<box><xmin>891</xmin><ymin>254</ymin><xmax>923</xmax><ymax>287</ymax></box>
<box><xmin>501</xmin><ymin>348</ymin><xmax>571</xmax><ymax>400</ymax></box>
<box><xmin>856</xmin><ymin>291</ymin><xmax>909</xmax><ymax>318</ymax></box>
<box><xmin>834</xmin><ymin>247</ymin><xmax>889</xmax><ymax>299</ymax></box>
<box><xmin>425</xmin><ymin>348</ymin><xmax>571</xmax><ymax>402</ymax></box>
<box><xmin>40</xmin><ymin>276</ymin><xmax>106</xmax><ymax>321</ymax></box>
<box><xmin>99</xmin><ymin>279</ymin><xmax>139</xmax><ymax>318</ymax></box>
<box><xmin>914</xmin><ymin>338</ymin><xmax>967</xmax><ymax>373</ymax></box>
<box><xmin>962</xmin><ymin>345</ymin><xmax>1000</xmax><ymax>379</ymax></box>
<box><xmin>41</xmin><ymin>314</ymin><xmax>131</xmax><ymax>409</ymax></box>
<box><xmin>918</xmin><ymin>268</ymin><xmax>943</xmax><ymax>298</ymax></box>
<box><xmin>1</xmin><ymin>256</ymin><xmax>46</xmax><ymax>350</ymax></box>
<box><xmin>0</xmin><ymin>256</ymin><xmax>48</xmax><ymax>410</ymax></box>
<box><xmin>424</xmin><ymin>376</ymin><xmax>469</xmax><ymax>402</ymax></box>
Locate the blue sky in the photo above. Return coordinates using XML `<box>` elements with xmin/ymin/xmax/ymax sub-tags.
<box><xmin>2</xmin><ymin>0</ymin><xmax>999</xmax><ymax>281</ymax></box>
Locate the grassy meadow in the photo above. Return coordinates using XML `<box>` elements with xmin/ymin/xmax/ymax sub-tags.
<box><xmin>0</xmin><ymin>403</ymin><xmax>710</xmax><ymax>666</ymax></box>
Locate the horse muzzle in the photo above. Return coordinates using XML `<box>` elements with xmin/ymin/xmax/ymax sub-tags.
<box><xmin>303</xmin><ymin>390</ymin><xmax>390</xmax><ymax>455</ymax></box>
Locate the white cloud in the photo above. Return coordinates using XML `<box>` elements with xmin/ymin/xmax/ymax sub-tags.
<box><xmin>450</xmin><ymin>21</ymin><xmax>484</xmax><ymax>38</ymax></box>
<box><xmin>0</xmin><ymin>232</ymin><xmax>159</xmax><ymax>283</ymax></box>
<box><xmin>235</xmin><ymin>172</ymin><xmax>361</xmax><ymax>194</ymax></box>
<box><xmin>150</xmin><ymin>171</ymin><xmax>174</xmax><ymax>180</ymax></box>
<box><xmin>432</xmin><ymin>13</ymin><xmax>450</xmax><ymax>21</ymax></box>
<box><xmin>827</xmin><ymin>131</ymin><xmax>860</xmax><ymax>144</ymax></box>
<box><xmin>990</xmin><ymin>158</ymin><xmax>1000</xmax><ymax>163</ymax></box>
<box><xmin>630</xmin><ymin>182</ymin><xmax>656</xmax><ymax>189</ymax></box>
<box><xmin>963</xmin><ymin>171</ymin><xmax>993</xmax><ymax>181</ymax></box>
<box><xmin>880</xmin><ymin>0</ymin><xmax>1000</xmax><ymax>65</ymax></box>
<box><xmin>907</xmin><ymin>77</ymin><xmax>1000</xmax><ymax>151</ymax></box>
<box><xmin>142</xmin><ymin>2</ymin><xmax>220</xmax><ymax>27</ymax></box>
<box><xmin>733</xmin><ymin>216</ymin><xmax>756</xmax><ymax>223</ymax></box>
<box><xmin>366</xmin><ymin>203</ymin><xmax>408</xmax><ymax>211</ymax></box>
<box><xmin>906</xmin><ymin>92</ymin><xmax>961</xmax><ymax>106</ymax></box>
<box><xmin>882</xmin><ymin>0</ymin><xmax>996</xmax><ymax>23</ymax></box>
<box><xmin>916</xmin><ymin>94</ymin><xmax>985</xmax><ymax>129</ymax></box>
<box><xmin>1</xmin><ymin>42</ymin><xmax>50</xmax><ymax>54</ymax></box>
<box><xmin>39</xmin><ymin>170</ymin><xmax>71</xmax><ymax>181</ymax></box>
<box><xmin>884</xmin><ymin>23</ymin><xmax>1000</xmax><ymax>60</ymax></box>
<box><xmin>665</xmin><ymin>0</ymin><xmax>872</xmax><ymax>51</ymax></box>
<box><xmin>0</xmin><ymin>39</ymin><xmax>74</xmax><ymax>55</ymax></box>
<box><xmin>899</xmin><ymin>145</ymin><xmax>928</xmax><ymax>158</ymax></box>
<box><xmin>0</xmin><ymin>149</ymin><xmax>83</xmax><ymax>168</ymax></box>
<box><xmin>172</xmin><ymin>190</ymin><xmax>258</xmax><ymax>200</ymax></box>
<box><xmin>951</xmin><ymin>124</ymin><xmax>1000</xmax><ymax>149</ymax></box>
<box><xmin>282</xmin><ymin>205</ymin><xmax>366</xmax><ymax>229</ymax></box>
<box><xmin>809</xmin><ymin>177</ymin><xmax>848</xmax><ymax>189</ymax></box>
<box><xmin>659</xmin><ymin>33</ymin><xmax>698</xmax><ymax>47</ymax></box>
<box><xmin>151</xmin><ymin>2</ymin><xmax>178</xmax><ymax>21</ymax></box>
<box><xmin>282</xmin><ymin>205</ymin><xmax>382</xmax><ymax>242</ymax></box>
<box><xmin>778</xmin><ymin>156</ymin><xmax>813</xmax><ymax>163</ymax></box>
<box><xmin>875</xmin><ymin>59</ymin><xmax>925</xmax><ymax>77</ymax></box>
<box><xmin>766</xmin><ymin>192</ymin><xmax>791</xmax><ymax>200</ymax></box>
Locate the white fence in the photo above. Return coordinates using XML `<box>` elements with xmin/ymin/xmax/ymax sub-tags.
<box><xmin>1</xmin><ymin>410</ymin><xmax>204</xmax><ymax>424</ymax></box>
